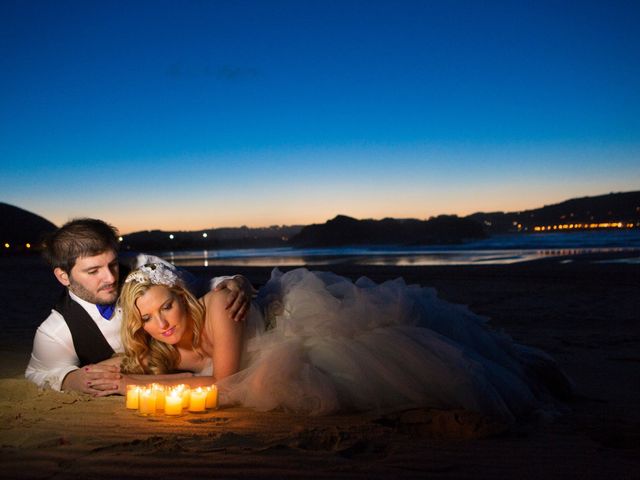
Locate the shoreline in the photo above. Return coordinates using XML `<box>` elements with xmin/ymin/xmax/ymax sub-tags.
<box><xmin>1</xmin><ymin>253</ymin><xmax>639</xmax><ymax>478</ymax></box>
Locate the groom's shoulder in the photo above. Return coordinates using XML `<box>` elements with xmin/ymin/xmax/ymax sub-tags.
<box><xmin>36</xmin><ymin>304</ymin><xmax>68</xmax><ymax>335</ymax></box>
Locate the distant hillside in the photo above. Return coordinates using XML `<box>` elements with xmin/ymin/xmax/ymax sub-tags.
<box><xmin>290</xmin><ymin>215</ymin><xmax>486</xmax><ymax>247</ymax></box>
<box><xmin>121</xmin><ymin>225</ymin><xmax>303</xmax><ymax>251</ymax></box>
<box><xmin>4</xmin><ymin>190</ymin><xmax>637</xmax><ymax>254</ymax></box>
<box><xmin>467</xmin><ymin>191</ymin><xmax>640</xmax><ymax>233</ymax></box>
<box><xmin>0</xmin><ymin>203</ymin><xmax>57</xmax><ymax>252</ymax></box>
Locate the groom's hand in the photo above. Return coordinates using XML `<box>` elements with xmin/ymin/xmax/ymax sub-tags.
<box><xmin>215</xmin><ymin>275</ymin><xmax>256</xmax><ymax>322</ymax></box>
<box><xmin>61</xmin><ymin>364</ymin><xmax>122</xmax><ymax>394</ymax></box>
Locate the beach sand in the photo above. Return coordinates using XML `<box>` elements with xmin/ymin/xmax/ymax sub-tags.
<box><xmin>0</xmin><ymin>254</ymin><xmax>638</xmax><ymax>479</ymax></box>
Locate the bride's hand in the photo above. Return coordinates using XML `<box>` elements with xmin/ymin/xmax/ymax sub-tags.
<box><xmin>61</xmin><ymin>363</ymin><xmax>122</xmax><ymax>394</ymax></box>
<box><xmin>215</xmin><ymin>275</ymin><xmax>256</xmax><ymax>322</ymax></box>
<box><xmin>92</xmin><ymin>375</ymin><xmax>130</xmax><ymax>397</ymax></box>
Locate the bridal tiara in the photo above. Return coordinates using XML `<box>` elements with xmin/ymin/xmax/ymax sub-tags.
<box><xmin>125</xmin><ymin>263</ymin><xmax>179</xmax><ymax>287</ymax></box>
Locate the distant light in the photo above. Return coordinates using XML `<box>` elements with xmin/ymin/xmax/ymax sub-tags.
<box><xmin>202</xmin><ymin>233</ymin><xmax>208</xmax><ymax>238</ymax></box>
<box><xmin>169</xmin><ymin>234</ymin><xmax>174</xmax><ymax>240</ymax></box>
<box><xmin>118</xmin><ymin>236</ymin><xmax>123</xmax><ymax>242</ymax></box>
<box><xmin>4</xmin><ymin>243</ymin><xmax>9</xmax><ymax>248</ymax></box>
<box><xmin>26</xmin><ymin>243</ymin><xmax>31</xmax><ymax>249</ymax></box>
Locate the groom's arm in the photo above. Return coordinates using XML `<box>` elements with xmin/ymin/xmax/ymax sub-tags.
<box><xmin>25</xmin><ymin>323</ymin><xmax>79</xmax><ymax>390</ymax></box>
<box><xmin>213</xmin><ymin>275</ymin><xmax>256</xmax><ymax>322</ymax></box>
<box><xmin>25</xmin><ymin>312</ymin><xmax>120</xmax><ymax>392</ymax></box>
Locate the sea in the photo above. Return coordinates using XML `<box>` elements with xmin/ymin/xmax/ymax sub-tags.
<box><xmin>155</xmin><ymin>230</ymin><xmax>640</xmax><ymax>267</ymax></box>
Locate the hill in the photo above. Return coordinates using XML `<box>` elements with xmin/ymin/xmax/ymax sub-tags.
<box><xmin>121</xmin><ymin>225</ymin><xmax>304</xmax><ymax>251</ymax></box>
<box><xmin>290</xmin><ymin>214</ymin><xmax>486</xmax><ymax>247</ymax></box>
<box><xmin>467</xmin><ymin>190</ymin><xmax>640</xmax><ymax>233</ymax></box>
<box><xmin>0</xmin><ymin>203</ymin><xmax>57</xmax><ymax>252</ymax></box>
<box><xmin>289</xmin><ymin>191</ymin><xmax>639</xmax><ymax>247</ymax></box>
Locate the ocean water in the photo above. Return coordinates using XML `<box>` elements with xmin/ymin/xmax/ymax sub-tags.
<box><xmin>159</xmin><ymin>230</ymin><xmax>640</xmax><ymax>267</ymax></box>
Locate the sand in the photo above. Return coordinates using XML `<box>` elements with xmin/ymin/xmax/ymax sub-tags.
<box><xmin>0</xmin><ymin>254</ymin><xmax>639</xmax><ymax>479</ymax></box>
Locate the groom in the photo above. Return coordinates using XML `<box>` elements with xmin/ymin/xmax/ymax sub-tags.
<box><xmin>25</xmin><ymin>218</ymin><xmax>254</xmax><ymax>394</ymax></box>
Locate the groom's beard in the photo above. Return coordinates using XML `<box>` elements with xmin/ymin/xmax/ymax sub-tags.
<box><xmin>68</xmin><ymin>277</ymin><xmax>119</xmax><ymax>306</ymax></box>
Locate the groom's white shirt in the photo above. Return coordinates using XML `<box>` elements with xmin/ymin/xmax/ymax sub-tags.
<box><xmin>25</xmin><ymin>290</ymin><xmax>123</xmax><ymax>390</ymax></box>
<box><xmin>25</xmin><ymin>254</ymin><xmax>233</xmax><ymax>391</ymax></box>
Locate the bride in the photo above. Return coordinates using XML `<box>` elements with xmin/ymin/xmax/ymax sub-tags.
<box><xmin>111</xmin><ymin>263</ymin><xmax>572</xmax><ymax>422</ymax></box>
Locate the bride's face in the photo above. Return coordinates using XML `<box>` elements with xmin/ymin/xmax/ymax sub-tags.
<box><xmin>135</xmin><ymin>285</ymin><xmax>189</xmax><ymax>346</ymax></box>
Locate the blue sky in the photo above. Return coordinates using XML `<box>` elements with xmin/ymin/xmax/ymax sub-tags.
<box><xmin>1</xmin><ymin>0</ymin><xmax>638</xmax><ymax>233</ymax></box>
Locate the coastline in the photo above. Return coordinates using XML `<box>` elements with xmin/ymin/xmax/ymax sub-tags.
<box><xmin>0</xmin><ymin>253</ymin><xmax>638</xmax><ymax>478</ymax></box>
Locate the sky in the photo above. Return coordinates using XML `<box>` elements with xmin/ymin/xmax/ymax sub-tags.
<box><xmin>1</xmin><ymin>0</ymin><xmax>639</xmax><ymax>234</ymax></box>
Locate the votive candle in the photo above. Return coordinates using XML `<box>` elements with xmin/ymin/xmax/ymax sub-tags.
<box><xmin>181</xmin><ymin>386</ymin><xmax>191</xmax><ymax>408</ymax></box>
<box><xmin>126</xmin><ymin>385</ymin><xmax>141</xmax><ymax>409</ymax></box>
<box><xmin>172</xmin><ymin>384</ymin><xmax>190</xmax><ymax>408</ymax></box>
<box><xmin>164</xmin><ymin>389</ymin><xmax>183</xmax><ymax>416</ymax></box>
<box><xmin>205</xmin><ymin>385</ymin><xmax>218</xmax><ymax>409</ymax></box>
<box><xmin>152</xmin><ymin>383</ymin><xmax>166</xmax><ymax>411</ymax></box>
<box><xmin>189</xmin><ymin>387</ymin><xmax>207</xmax><ymax>412</ymax></box>
<box><xmin>138</xmin><ymin>387</ymin><xmax>157</xmax><ymax>415</ymax></box>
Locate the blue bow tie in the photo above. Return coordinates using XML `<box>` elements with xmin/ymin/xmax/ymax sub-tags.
<box><xmin>97</xmin><ymin>304</ymin><xmax>115</xmax><ymax>320</ymax></box>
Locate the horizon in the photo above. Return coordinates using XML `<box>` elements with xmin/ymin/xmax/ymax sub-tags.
<box><xmin>2</xmin><ymin>1</ymin><xmax>639</xmax><ymax>234</ymax></box>
<box><xmin>4</xmin><ymin>188</ymin><xmax>638</xmax><ymax>234</ymax></box>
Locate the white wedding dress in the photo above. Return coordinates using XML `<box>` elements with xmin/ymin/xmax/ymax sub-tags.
<box><xmin>212</xmin><ymin>268</ymin><xmax>571</xmax><ymax>421</ymax></box>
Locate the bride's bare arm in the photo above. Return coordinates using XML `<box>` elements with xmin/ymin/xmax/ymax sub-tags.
<box><xmin>203</xmin><ymin>288</ymin><xmax>245</xmax><ymax>380</ymax></box>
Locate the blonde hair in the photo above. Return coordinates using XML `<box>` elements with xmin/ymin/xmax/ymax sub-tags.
<box><xmin>119</xmin><ymin>277</ymin><xmax>206</xmax><ymax>374</ymax></box>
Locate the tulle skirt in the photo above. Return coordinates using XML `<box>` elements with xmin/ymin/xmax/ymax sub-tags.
<box><xmin>216</xmin><ymin>268</ymin><xmax>571</xmax><ymax>421</ymax></box>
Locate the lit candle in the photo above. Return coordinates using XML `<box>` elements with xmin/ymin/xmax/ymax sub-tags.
<box><xmin>126</xmin><ymin>385</ymin><xmax>140</xmax><ymax>409</ymax></box>
<box><xmin>164</xmin><ymin>388</ymin><xmax>183</xmax><ymax>416</ymax></box>
<box><xmin>189</xmin><ymin>387</ymin><xmax>207</xmax><ymax>412</ymax></box>
<box><xmin>152</xmin><ymin>383</ymin><xmax>166</xmax><ymax>411</ymax></box>
<box><xmin>138</xmin><ymin>387</ymin><xmax>157</xmax><ymax>415</ymax></box>
<box><xmin>177</xmin><ymin>385</ymin><xmax>191</xmax><ymax>408</ymax></box>
<box><xmin>205</xmin><ymin>385</ymin><xmax>218</xmax><ymax>409</ymax></box>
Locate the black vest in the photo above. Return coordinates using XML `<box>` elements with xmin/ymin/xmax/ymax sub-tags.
<box><xmin>54</xmin><ymin>292</ymin><xmax>115</xmax><ymax>365</ymax></box>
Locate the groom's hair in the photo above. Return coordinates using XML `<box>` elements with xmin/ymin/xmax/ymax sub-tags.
<box><xmin>43</xmin><ymin>218</ymin><xmax>120</xmax><ymax>272</ymax></box>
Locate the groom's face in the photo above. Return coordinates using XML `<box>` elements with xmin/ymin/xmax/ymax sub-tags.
<box><xmin>66</xmin><ymin>250</ymin><xmax>120</xmax><ymax>305</ymax></box>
